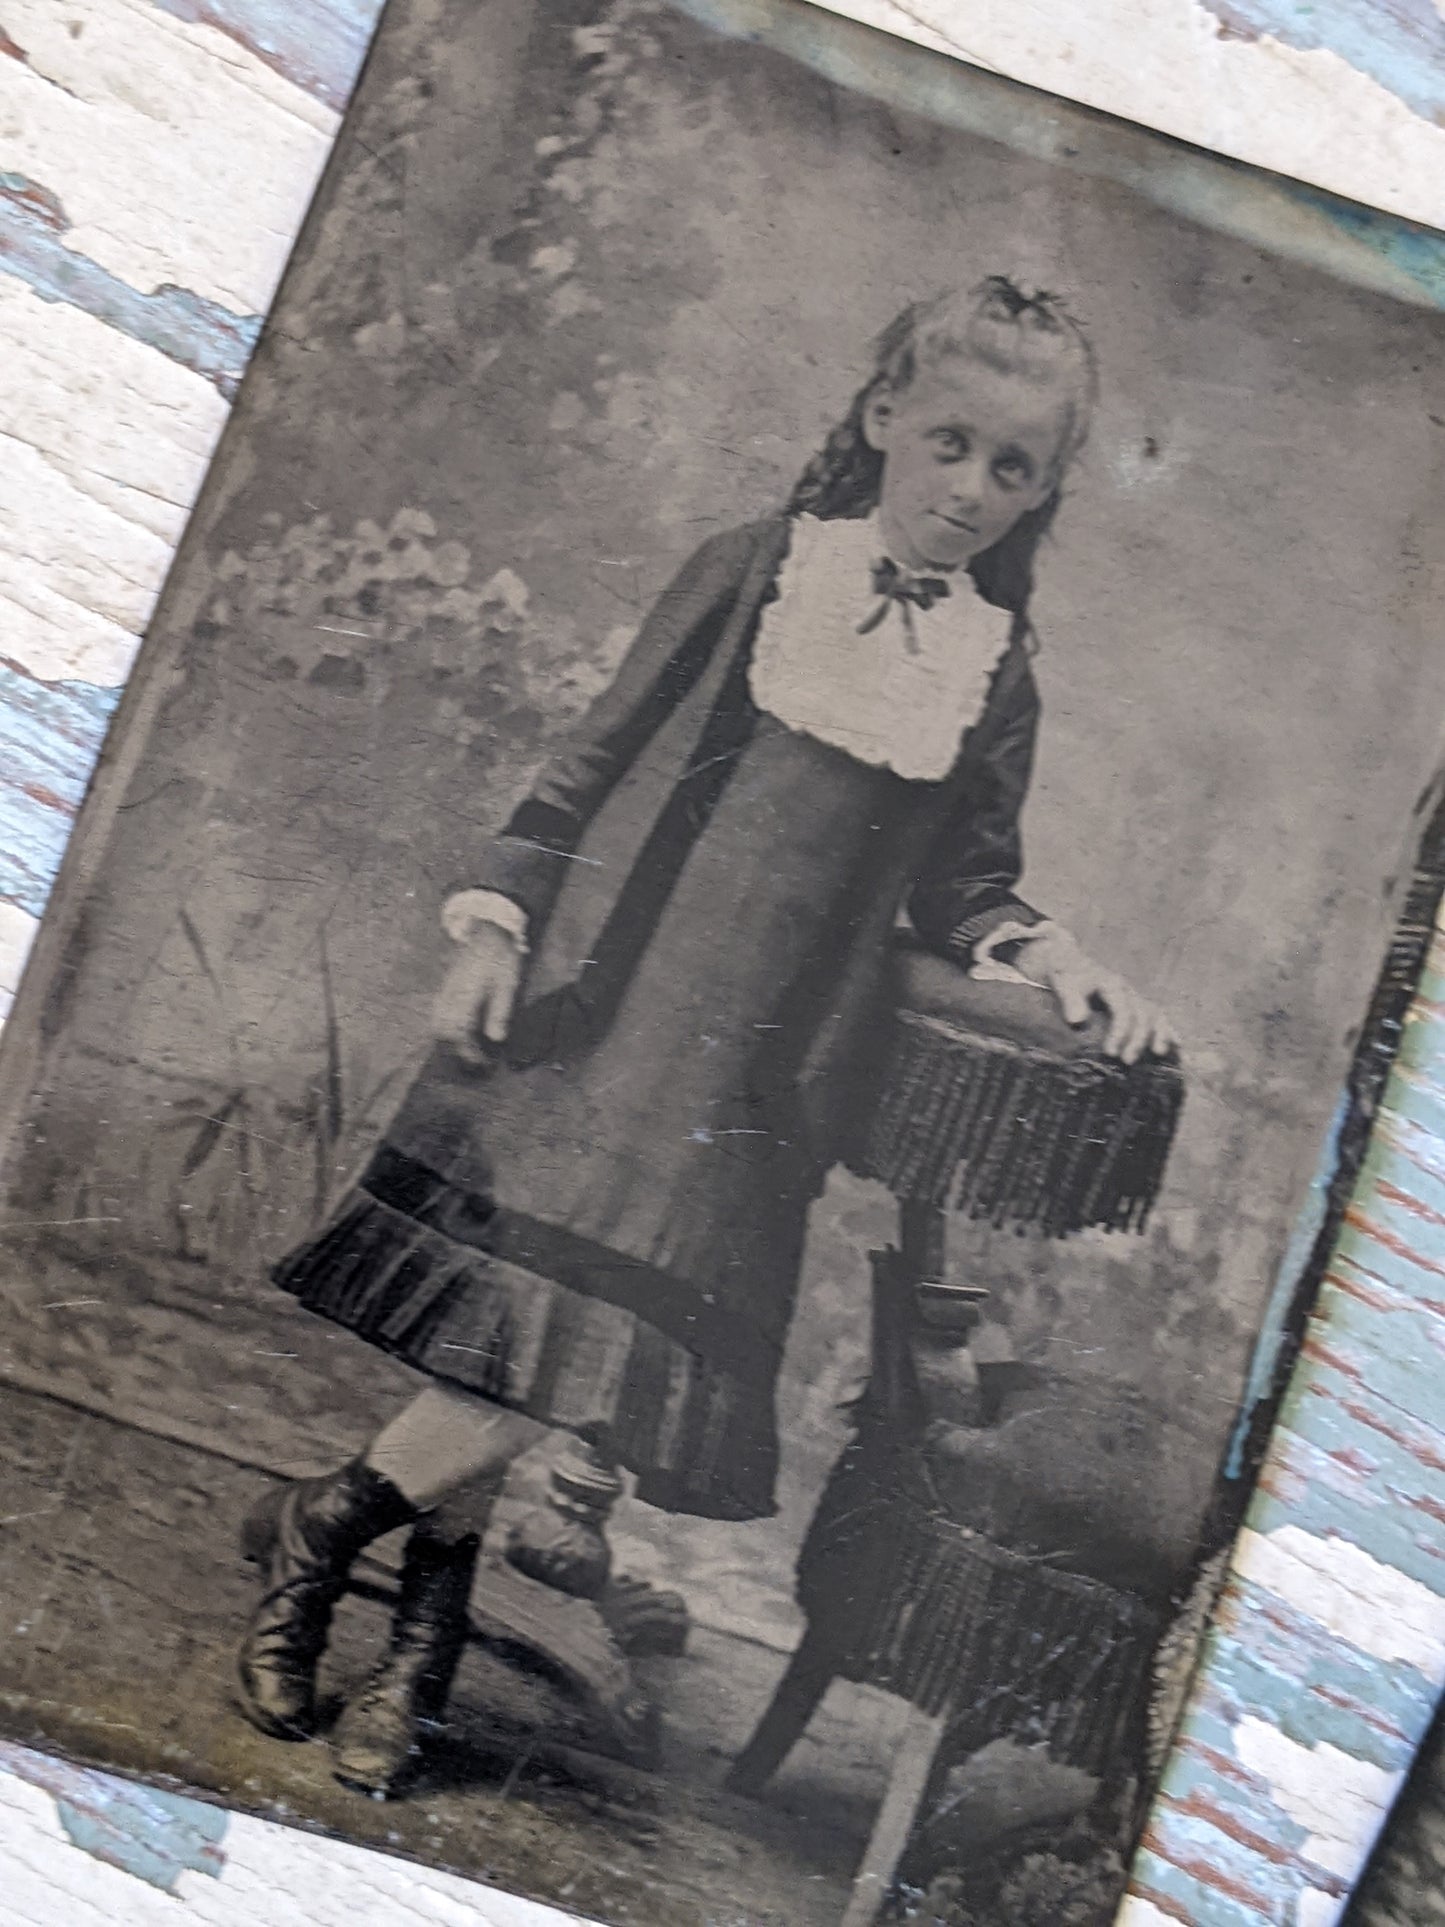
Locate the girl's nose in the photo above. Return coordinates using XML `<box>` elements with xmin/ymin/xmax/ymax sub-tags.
<box><xmin>946</xmin><ymin>455</ymin><xmax>988</xmax><ymax>503</ymax></box>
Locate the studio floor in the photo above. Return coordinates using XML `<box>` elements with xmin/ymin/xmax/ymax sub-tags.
<box><xmin>0</xmin><ymin>1379</ymin><xmax>921</xmax><ymax>1926</ymax></box>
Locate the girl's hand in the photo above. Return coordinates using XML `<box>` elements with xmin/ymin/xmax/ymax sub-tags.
<box><xmin>984</xmin><ymin>923</ymin><xmax>1176</xmax><ymax>1066</ymax></box>
<box><xmin>431</xmin><ymin>923</ymin><xmax>524</xmax><ymax>1062</ymax></box>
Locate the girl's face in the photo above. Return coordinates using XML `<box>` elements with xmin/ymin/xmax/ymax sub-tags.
<box><xmin>863</xmin><ymin>357</ymin><xmax>1067</xmax><ymax>572</ymax></box>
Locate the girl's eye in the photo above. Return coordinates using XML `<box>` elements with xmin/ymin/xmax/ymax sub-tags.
<box><xmin>930</xmin><ymin>428</ymin><xmax>969</xmax><ymax>460</ymax></box>
<box><xmin>992</xmin><ymin>452</ymin><xmax>1034</xmax><ymax>490</ymax></box>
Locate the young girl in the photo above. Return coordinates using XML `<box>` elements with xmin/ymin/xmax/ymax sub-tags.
<box><xmin>234</xmin><ymin>277</ymin><xmax>1173</xmax><ymax>1794</ymax></box>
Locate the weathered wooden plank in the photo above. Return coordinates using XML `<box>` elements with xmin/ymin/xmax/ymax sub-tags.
<box><xmin>0</xmin><ymin>902</ymin><xmax>37</xmax><ymax>1022</ymax></box>
<box><xmin>1</xmin><ymin>0</ymin><xmax>340</xmax><ymax>313</ymax></box>
<box><xmin>1125</xmin><ymin>918</ymin><xmax>1445</xmax><ymax>1924</ymax></box>
<box><xmin>0</xmin><ymin>278</ymin><xmax>227</xmax><ymax>684</ymax></box>
<box><xmin>1340</xmin><ymin>1692</ymin><xmax>1445</xmax><ymax>1923</ymax></box>
<box><xmin>0</xmin><ymin>657</ymin><xmax>116</xmax><ymax>918</ymax></box>
<box><xmin>148</xmin><ymin>0</ymin><xmax>380</xmax><ymax>112</ymax></box>
<box><xmin>0</xmin><ymin>1741</ymin><xmax>585</xmax><ymax>1923</ymax></box>
<box><xmin>1199</xmin><ymin>0</ymin><xmax>1445</xmax><ymax>127</ymax></box>
<box><xmin>803</xmin><ymin>0</ymin><xmax>1445</xmax><ymax>232</ymax></box>
<box><xmin>0</xmin><ymin>173</ymin><xmax>261</xmax><ymax>395</ymax></box>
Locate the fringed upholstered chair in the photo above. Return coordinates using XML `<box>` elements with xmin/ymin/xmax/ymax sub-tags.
<box><xmin>729</xmin><ymin>937</ymin><xmax>1188</xmax><ymax>1926</ymax></box>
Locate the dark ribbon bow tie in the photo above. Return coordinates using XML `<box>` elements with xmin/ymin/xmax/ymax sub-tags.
<box><xmin>857</xmin><ymin>556</ymin><xmax>952</xmax><ymax>638</ymax></box>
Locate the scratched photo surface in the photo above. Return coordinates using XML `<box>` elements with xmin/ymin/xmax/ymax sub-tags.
<box><xmin>2</xmin><ymin>2</ymin><xmax>1444</xmax><ymax>1924</ymax></box>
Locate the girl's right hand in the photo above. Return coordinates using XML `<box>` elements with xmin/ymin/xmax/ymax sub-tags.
<box><xmin>431</xmin><ymin>923</ymin><xmax>524</xmax><ymax>1061</ymax></box>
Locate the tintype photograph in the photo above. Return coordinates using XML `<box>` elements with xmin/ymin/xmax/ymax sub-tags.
<box><xmin>2</xmin><ymin>1</ymin><xmax>1445</xmax><ymax>1922</ymax></box>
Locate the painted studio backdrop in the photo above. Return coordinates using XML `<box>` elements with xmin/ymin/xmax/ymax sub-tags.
<box><xmin>2</xmin><ymin>2</ymin><xmax>1444</xmax><ymax>1924</ymax></box>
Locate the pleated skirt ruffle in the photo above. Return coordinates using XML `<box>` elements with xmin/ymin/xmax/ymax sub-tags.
<box><xmin>274</xmin><ymin>1183</ymin><xmax>781</xmax><ymax>1521</ymax></box>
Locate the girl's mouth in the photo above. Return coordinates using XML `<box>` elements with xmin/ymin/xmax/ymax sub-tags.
<box><xmin>932</xmin><ymin>510</ymin><xmax>979</xmax><ymax>535</ymax></box>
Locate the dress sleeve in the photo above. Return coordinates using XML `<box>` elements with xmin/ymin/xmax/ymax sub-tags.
<box><xmin>463</xmin><ymin>525</ymin><xmax>756</xmax><ymax>934</ymax></box>
<box><xmin>907</xmin><ymin>649</ymin><xmax>1045</xmax><ymax>962</ymax></box>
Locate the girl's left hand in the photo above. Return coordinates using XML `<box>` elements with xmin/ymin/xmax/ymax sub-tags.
<box><xmin>983</xmin><ymin>923</ymin><xmax>1177</xmax><ymax>1065</ymax></box>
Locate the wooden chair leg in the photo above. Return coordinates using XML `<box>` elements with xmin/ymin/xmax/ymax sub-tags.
<box><xmin>898</xmin><ymin>1197</ymin><xmax>946</xmax><ymax>1284</ymax></box>
<box><xmin>900</xmin><ymin>1197</ymin><xmax>987</xmax><ymax>1333</ymax></box>
<box><xmin>840</xmin><ymin>1704</ymin><xmax>947</xmax><ymax>1927</ymax></box>
<box><xmin>725</xmin><ymin>1625</ymin><xmax>836</xmax><ymax>1796</ymax></box>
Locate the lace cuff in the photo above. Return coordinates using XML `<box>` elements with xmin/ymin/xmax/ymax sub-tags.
<box><xmin>441</xmin><ymin>889</ymin><xmax>530</xmax><ymax>954</ymax></box>
<box><xmin>968</xmin><ymin>917</ymin><xmax>1060</xmax><ymax>985</ymax></box>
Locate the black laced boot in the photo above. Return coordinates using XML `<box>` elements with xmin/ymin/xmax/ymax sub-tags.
<box><xmin>330</xmin><ymin>1521</ymin><xmax>480</xmax><ymax>1798</ymax></box>
<box><xmin>236</xmin><ymin>1461</ymin><xmax>417</xmax><ymax>1742</ymax></box>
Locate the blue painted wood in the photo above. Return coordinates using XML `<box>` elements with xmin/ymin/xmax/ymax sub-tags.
<box><xmin>53</xmin><ymin>1788</ymin><xmax>227</xmax><ymax>1894</ymax></box>
<box><xmin>0</xmin><ymin>173</ymin><xmax>261</xmax><ymax>397</ymax></box>
<box><xmin>148</xmin><ymin>0</ymin><xmax>384</xmax><ymax>111</ymax></box>
<box><xmin>0</xmin><ymin>1740</ymin><xmax>228</xmax><ymax>1895</ymax></box>
<box><xmin>0</xmin><ymin>660</ymin><xmax>117</xmax><ymax>919</ymax></box>
<box><xmin>1200</xmin><ymin>0</ymin><xmax>1445</xmax><ymax>128</ymax></box>
<box><xmin>1134</xmin><ymin>959</ymin><xmax>1445</xmax><ymax>1919</ymax></box>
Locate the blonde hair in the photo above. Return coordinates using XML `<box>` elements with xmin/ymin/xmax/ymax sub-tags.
<box><xmin>788</xmin><ymin>277</ymin><xmax>1098</xmax><ymax>618</ymax></box>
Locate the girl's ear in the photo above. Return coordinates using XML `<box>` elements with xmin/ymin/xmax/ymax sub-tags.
<box><xmin>861</xmin><ymin>385</ymin><xmax>894</xmax><ymax>453</ymax></box>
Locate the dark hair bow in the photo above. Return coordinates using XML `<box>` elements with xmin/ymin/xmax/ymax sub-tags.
<box><xmin>977</xmin><ymin>274</ymin><xmax>1070</xmax><ymax>332</ymax></box>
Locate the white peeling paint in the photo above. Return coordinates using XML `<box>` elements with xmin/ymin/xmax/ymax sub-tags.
<box><xmin>0</xmin><ymin>1754</ymin><xmax>586</xmax><ymax>1927</ymax></box>
<box><xmin>807</xmin><ymin>0</ymin><xmax>1445</xmax><ymax>234</ymax></box>
<box><xmin>199</xmin><ymin>1805</ymin><xmax>589</xmax><ymax>1926</ymax></box>
<box><xmin>0</xmin><ymin>278</ymin><xmax>227</xmax><ymax>685</ymax></box>
<box><xmin>1234</xmin><ymin>1525</ymin><xmax>1445</xmax><ymax>1676</ymax></box>
<box><xmin>1</xmin><ymin>0</ymin><xmax>337</xmax><ymax>314</ymax></box>
<box><xmin>1116</xmin><ymin>1897</ymin><xmax>1182</xmax><ymax>1926</ymax></box>
<box><xmin>0</xmin><ymin>902</ymin><xmax>38</xmax><ymax>1022</ymax></box>
<box><xmin>1299</xmin><ymin>1889</ymin><xmax>1346</xmax><ymax>1927</ymax></box>
<box><xmin>1233</xmin><ymin>1718</ymin><xmax>1403</xmax><ymax>1881</ymax></box>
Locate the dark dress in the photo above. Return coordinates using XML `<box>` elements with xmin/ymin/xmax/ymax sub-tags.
<box><xmin>276</xmin><ymin>515</ymin><xmax>1042</xmax><ymax>1519</ymax></box>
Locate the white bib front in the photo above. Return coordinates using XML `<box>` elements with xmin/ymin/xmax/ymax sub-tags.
<box><xmin>748</xmin><ymin>513</ymin><xmax>1014</xmax><ymax>783</ymax></box>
